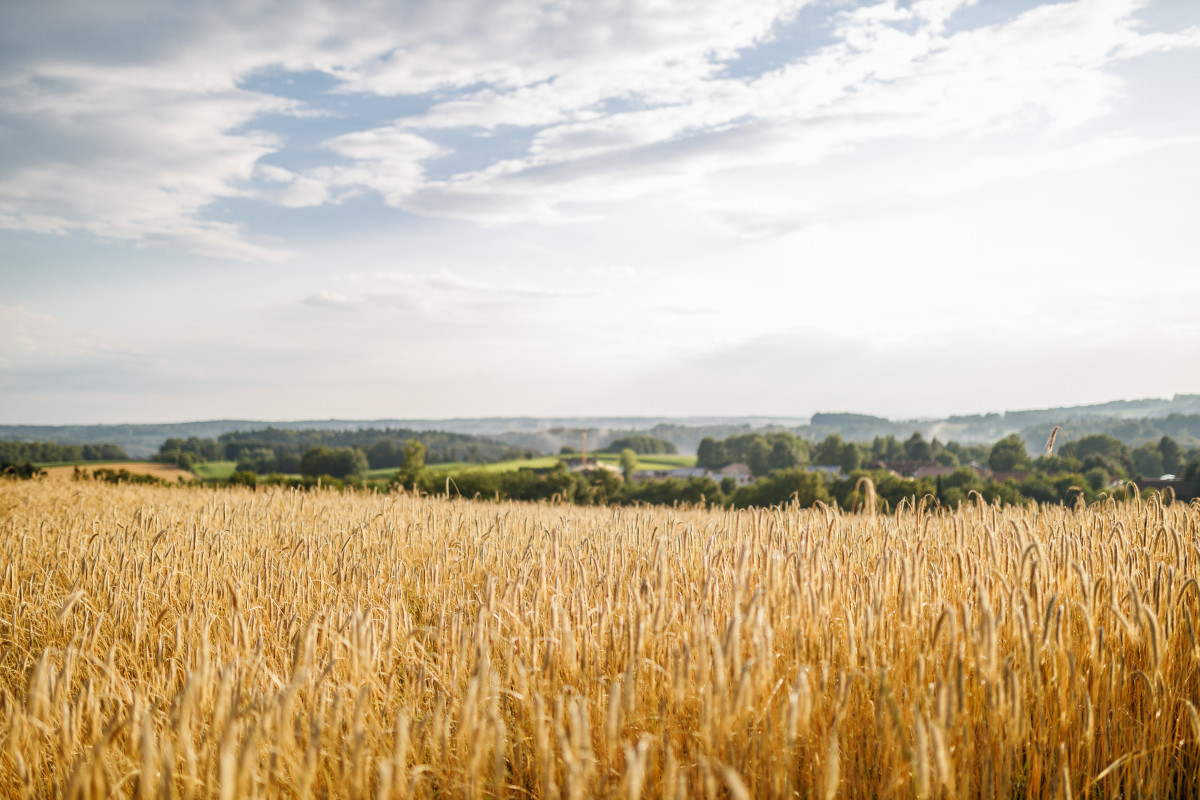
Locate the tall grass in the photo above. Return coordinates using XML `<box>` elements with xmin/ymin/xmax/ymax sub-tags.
<box><xmin>1</xmin><ymin>481</ymin><xmax>1198</xmax><ymax>798</ymax></box>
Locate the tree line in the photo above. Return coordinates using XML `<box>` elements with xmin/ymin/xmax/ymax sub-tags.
<box><xmin>8</xmin><ymin>427</ymin><xmax>1198</xmax><ymax>511</ymax></box>
<box><xmin>385</xmin><ymin>461</ymin><xmax>1198</xmax><ymax>511</ymax></box>
<box><xmin>0</xmin><ymin>441</ymin><xmax>129</xmax><ymax>463</ymax></box>
<box><xmin>695</xmin><ymin>431</ymin><xmax>993</xmax><ymax>477</ymax></box>
<box><xmin>693</xmin><ymin>428</ymin><xmax>1199</xmax><ymax>501</ymax></box>
<box><xmin>223</xmin><ymin>429</ymin><xmax>1200</xmax><ymax>507</ymax></box>
<box><xmin>156</xmin><ymin>427</ymin><xmax>529</xmax><ymax>472</ymax></box>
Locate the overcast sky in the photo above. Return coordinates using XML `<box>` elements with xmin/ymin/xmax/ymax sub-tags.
<box><xmin>2</xmin><ymin>0</ymin><xmax>1198</xmax><ymax>424</ymax></box>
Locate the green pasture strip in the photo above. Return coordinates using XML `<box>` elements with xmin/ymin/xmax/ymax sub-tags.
<box><xmin>364</xmin><ymin>467</ymin><xmax>400</xmax><ymax>479</ymax></box>
<box><xmin>192</xmin><ymin>461</ymin><xmax>236</xmax><ymax>480</ymax></box>
<box><xmin>589</xmin><ymin>453</ymin><xmax>697</xmax><ymax>469</ymax></box>
<box><xmin>366</xmin><ymin>458</ymin><xmax>557</xmax><ymax>481</ymax></box>
<box><xmin>33</xmin><ymin>459</ymin><xmax>141</xmax><ymax>468</ymax></box>
<box><xmin>428</xmin><ymin>456</ymin><xmax>560</xmax><ymax>475</ymax></box>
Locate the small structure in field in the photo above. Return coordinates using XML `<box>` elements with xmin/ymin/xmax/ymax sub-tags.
<box><xmin>719</xmin><ymin>463</ymin><xmax>754</xmax><ymax>485</ymax></box>
<box><xmin>806</xmin><ymin>464</ymin><xmax>845</xmax><ymax>479</ymax></box>
<box><xmin>560</xmin><ymin>457</ymin><xmax>622</xmax><ymax>475</ymax></box>
<box><xmin>669</xmin><ymin>467</ymin><xmax>710</xmax><ymax>479</ymax></box>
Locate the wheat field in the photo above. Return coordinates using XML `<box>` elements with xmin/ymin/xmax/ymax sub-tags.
<box><xmin>1</xmin><ymin>481</ymin><xmax>1198</xmax><ymax>799</ymax></box>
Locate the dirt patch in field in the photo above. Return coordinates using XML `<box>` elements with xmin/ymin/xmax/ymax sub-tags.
<box><xmin>42</xmin><ymin>462</ymin><xmax>194</xmax><ymax>482</ymax></box>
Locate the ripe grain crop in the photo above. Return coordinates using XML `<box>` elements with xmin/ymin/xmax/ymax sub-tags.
<box><xmin>1</xmin><ymin>481</ymin><xmax>1198</xmax><ymax>798</ymax></box>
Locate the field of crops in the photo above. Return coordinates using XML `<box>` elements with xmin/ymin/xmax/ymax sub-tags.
<box><xmin>1</xmin><ymin>480</ymin><xmax>1198</xmax><ymax>798</ymax></box>
<box><xmin>38</xmin><ymin>462</ymin><xmax>196</xmax><ymax>483</ymax></box>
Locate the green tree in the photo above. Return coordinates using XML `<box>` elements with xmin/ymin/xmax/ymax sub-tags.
<box><xmin>604</xmin><ymin>435</ymin><xmax>677</xmax><ymax>455</ymax></box>
<box><xmin>814</xmin><ymin>434</ymin><xmax>845</xmax><ymax>466</ymax></box>
<box><xmin>1081</xmin><ymin>454</ymin><xmax>1126</xmax><ymax>480</ymax></box>
<box><xmin>619</xmin><ymin>448</ymin><xmax>638</xmax><ymax>482</ymax></box>
<box><xmin>1083</xmin><ymin>466</ymin><xmax>1110</xmax><ymax>492</ymax></box>
<box><xmin>934</xmin><ymin>450</ymin><xmax>959</xmax><ymax>467</ymax></box>
<box><xmin>235</xmin><ymin>446</ymin><xmax>277</xmax><ymax>475</ymax></box>
<box><xmin>1159</xmin><ymin>436</ymin><xmax>1182</xmax><ymax>475</ymax></box>
<box><xmin>731</xmin><ymin>468</ymin><xmax>831</xmax><ymax>509</ymax></box>
<box><xmin>299</xmin><ymin>447</ymin><xmax>334</xmax><ymax>478</ymax></box>
<box><xmin>768</xmin><ymin>439</ymin><xmax>801</xmax><ymax>472</ymax></box>
<box><xmin>341</xmin><ymin>447</ymin><xmax>370</xmax><ymax>479</ymax></box>
<box><xmin>368</xmin><ymin>440</ymin><xmax>400</xmax><ymax>469</ymax></box>
<box><xmin>1072</xmin><ymin>435</ymin><xmax>1130</xmax><ymax>472</ymax></box>
<box><xmin>404</xmin><ymin>439</ymin><xmax>426</xmax><ymax>471</ymax></box>
<box><xmin>299</xmin><ymin>446</ymin><xmax>369</xmax><ymax>480</ymax></box>
<box><xmin>904</xmin><ymin>432</ymin><xmax>932</xmax><ymax>461</ymax></box>
<box><xmin>1131</xmin><ymin>442</ymin><xmax>1165</xmax><ymax>478</ymax></box>
<box><xmin>1185</xmin><ymin>460</ymin><xmax>1200</xmax><ymax>498</ymax></box>
<box><xmin>988</xmin><ymin>435</ymin><xmax>1030</xmax><ymax>471</ymax></box>
<box><xmin>696</xmin><ymin>437</ymin><xmax>728</xmax><ymax>469</ymax></box>
<box><xmin>884</xmin><ymin>435</ymin><xmax>905</xmax><ymax>462</ymax></box>
<box><xmin>747</xmin><ymin>437</ymin><xmax>772</xmax><ymax>477</ymax></box>
<box><xmin>839</xmin><ymin>441</ymin><xmax>862</xmax><ymax>473</ymax></box>
<box><xmin>396</xmin><ymin>439</ymin><xmax>428</xmax><ymax>490</ymax></box>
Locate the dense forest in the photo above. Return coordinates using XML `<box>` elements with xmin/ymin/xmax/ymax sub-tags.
<box><xmin>155</xmin><ymin>427</ymin><xmax>527</xmax><ymax>473</ymax></box>
<box><xmin>0</xmin><ymin>441</ymin><xmax>128</xmax><ymax>463</ymax></box>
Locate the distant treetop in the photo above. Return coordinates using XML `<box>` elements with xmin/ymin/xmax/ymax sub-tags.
<box><xmin>602</xmin><ymin>435</ymin><xmax>677</xmax><ymax>455</ymax></box>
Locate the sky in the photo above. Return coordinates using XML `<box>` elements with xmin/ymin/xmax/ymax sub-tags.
<box><xmin>1</xmin><ymin>0</ymin><xmax>1199</xmax><ymax>425</ymax></box>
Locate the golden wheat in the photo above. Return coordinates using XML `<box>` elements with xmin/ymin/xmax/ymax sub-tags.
<box><xmin>1</xmin><ymin>481</ymin><xmax>1198</xmax><ymax>798</ymax></box>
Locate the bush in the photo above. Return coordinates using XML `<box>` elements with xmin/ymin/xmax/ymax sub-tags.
<box><xmin>229</xmin><ymin>471</ymin><xmax>258</xmax><ymax>488</ymax></box>
<box><xmin>299</xmin><ymin>446</ymin><xmax>369</xmax><ymax>480</ymax></box>
<box><xmin>1</xmin><ymin>461</ymin><xmax>44</xmax><ymax>479</ymax></box>
<box><xmin>731</xmin><ymin>468</ymin><xmax>830</xmax><ymax>509</ymax></box>
<box><xmin>88</xmin><ymin>468</ymin><xmax>168</xmax><ymax>486</ymax></box>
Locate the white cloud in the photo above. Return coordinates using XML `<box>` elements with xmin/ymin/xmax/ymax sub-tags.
<box><xmin>0</xmin><ymin>71</ymin><xmax>296</xmax><ymax>259</ymax></box>
<box><xmin>295</xmin><ymin>0</ymin><xmax>1200</xmax><ymax>225</ymax></box>
<box><xmin>2</xmin><ymin>0</ymin><xmax>1197</xmax><ymax>250</ymax></box>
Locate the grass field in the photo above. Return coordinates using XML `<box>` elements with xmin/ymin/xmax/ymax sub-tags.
<box><xmin>425</xmin><ymin>453</ymin><xmax>697</xmax><ymax>476</ymax></box>
<box><xmin>191</xmin><ymin>460</ymin><xmax>236</xmax><ymax>480</ymax></box>
<box><xmin>426</xmin><ymin>456</ymin><xmax>560</xmax><ymax>474</ymax></box>
<box><xmin>362</xmin><ymin>467</ymin><xmax>398</xmax><ymax>480</ymax></box>
<box><xmin>589</xmin><ymin>452</ymin><xmax>697</xmax><ymax>470</ymax></box>
<box><xmin>2</xmin><ymin>480</ymin><xmax>1197</xmax><ymax>798</ymax></box>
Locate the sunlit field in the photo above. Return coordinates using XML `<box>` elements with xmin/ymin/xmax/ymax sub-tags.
<box><xmin>38</xmin><ymin>463</ymin><xmax>196</xmax><ymax>483</ymax></box>
<box><xmin>1</xmin><ymin>481</ymin><xmax>1198</xmax><ymax>798</ymax></box>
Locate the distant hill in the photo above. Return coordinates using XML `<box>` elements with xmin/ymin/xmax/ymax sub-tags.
<box><xmin>2</xmin><ymin>395</ymin><xmax>1197</xmax><ymax>457</ymax></box>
